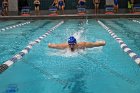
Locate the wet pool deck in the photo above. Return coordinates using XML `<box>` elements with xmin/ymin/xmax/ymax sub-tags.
<box><xmin>0</xmin><ymin>14</ymin><xmax>140</xmax><ymax>20</ymax></box>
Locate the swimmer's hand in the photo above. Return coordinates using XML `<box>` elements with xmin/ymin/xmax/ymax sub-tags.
<box><xmin>48</xmin><ymin>43</ymin><xmax>51</xmax><ymax>48</ymax></box>
<box><xmin>98</xmin><ymin>41</ymin><xmax>106</xmax><ymax>46</ymax></box>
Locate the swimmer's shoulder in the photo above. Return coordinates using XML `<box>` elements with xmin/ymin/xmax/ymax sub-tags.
<box><xmin>77</xmin><ymin>42</ymin><xmax>86</xmax><ymax>48</ymax></box>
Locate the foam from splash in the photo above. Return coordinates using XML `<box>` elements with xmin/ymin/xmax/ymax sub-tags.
<box><xmin>48</xmin><ymin>46</ymin><xmax>103</xmax><ymax>57</ymax></box>
<box><xmin>48</xmin><ymin>48</ymin><xmax>86</xmax><ymax>57</ymax></box>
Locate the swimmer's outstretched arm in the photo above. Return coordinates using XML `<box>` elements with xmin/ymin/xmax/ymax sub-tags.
<box><xmin>48</xmin><ymin>43</ymin><xmax>68</xmax><ymax>49</ymax></box>
<box><xmin>78</xmin><ymin>41</ymin><xmax>106</xmax><ymax>48</ymax></box>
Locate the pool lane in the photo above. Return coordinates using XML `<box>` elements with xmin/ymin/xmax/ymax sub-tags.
<box><xmin>98</xmin><ymin>20</ymin><xmax>140</xmax><ymax>65</ymax></box>
<box><xmin>0</xmin><ymin>20</ymin><xmax>56</xmax><ymax>64</ymax></box>
<box><xmin>0</xmin><ymin>21</ymin><xmax>64</xmax><ymax>74</ymax></box>
<box><xmin>101</xmin><ymin>18</ymin><xmax>140</xmax><ymax>55</ymax></box>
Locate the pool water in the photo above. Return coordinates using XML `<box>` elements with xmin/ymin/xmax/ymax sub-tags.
<box><xmin>0</xmin><ymin>19</ymin><xmax>140</xmax><ymax>93</ymax></box>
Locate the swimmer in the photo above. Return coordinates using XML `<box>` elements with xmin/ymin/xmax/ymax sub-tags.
<box><xmin>78</xmin><ymin>0</ymin><xmax>86</xmax><ymax>6</ymax></box>
<box><xmin>93</xmin><ymin>0</ymin><xmax>100</xmax><ymax>14</ymax></box>
<box><xmin>114</xmin><ymin>0</ymin><xmax>119</xmax><ymax>13</ymax></box>
<box><xmin>58</xmin><ymin>0</ymin><xmax>65</xmax><ymax>14</ymax></box>
<box><xmin>128</xmin><ymin>0</ymin><xmax>134</xmax><ymax>13</ymax></box>
<box><xmin>34</xmin><ymin>0</ymin><xmax>40</xmax><ymax>15</ymax></box>
<box><xmin>2</xmin><ymin>0</ymin><xmax>8</xmax><ymax>16</ymax></box>
<box><xmin>52</xmin><ymin>0</ymin><xmax>58</xmax><ymax>7</ymax></box>
<box><xmin>48</xmin><ymin>36</ymin><xmax>106</xmax><ymax>52</ymax></box>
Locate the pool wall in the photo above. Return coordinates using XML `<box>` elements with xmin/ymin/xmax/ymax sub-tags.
<box><xmin>0</xmin><ymin>14</ymin><xmax>140</xmax><ymax>20</ymax></box>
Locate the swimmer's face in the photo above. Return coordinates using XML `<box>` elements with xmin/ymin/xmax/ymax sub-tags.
<box><xmin>69</xmin><ymin>43</ymin><xmax>75</xmax><ymax>48</ymax></box>
<box><xmin>69</xmin><ymin>43</ymin><xmax>76</xmax><ymax>51</ymax></box>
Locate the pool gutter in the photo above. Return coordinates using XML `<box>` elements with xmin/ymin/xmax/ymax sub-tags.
<box><xmin>0</xmin><ymin>14</ymin><xmax>140</xmax><ymax>20</ymax></box>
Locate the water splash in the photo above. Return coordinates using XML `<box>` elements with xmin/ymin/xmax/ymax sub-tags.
<box><xmin>48</xmin><ymin>48</ymin><xmax>86</xmax><ymax>57</ymax></box>
<box><xmin>48</xmin><ymin>28</ymin><xmax>104</xmax><ymax>57</ymax></box>
<box><xmin>86</xmin><ymin>19</ymin><xmax>88</xmax><ymax>25</ymax></box>
<box><xmin>73</xmin><ymin>30</ymin><xmax>85</xmax><ymax>42</ymax></box>
<box><xmin>87</xmin><ymin>46</ymin><xmax>103</xmax><ymax>54</ymax></box>
<box><xmin>48</xmin><ymin>46</ymin><xmax>103</xmax><ymax>58</ymax></box>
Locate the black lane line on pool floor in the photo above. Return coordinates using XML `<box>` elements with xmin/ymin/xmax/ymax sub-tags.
<box><xmin>79</xmin><ymin>53</ymin><xmax>137</xmax><ymax>86</ymax></box>
<box><xmin>23</xmin><ymin>60</ymin><xmax>70</xmax><ymax>86</ymax></box>
<box><xmin>98</xmin><ymin>20</ymin><xmax>140</xmax><ymax>66</ymax></box>
<box><xmin>0</xmin><ymin>21</ymin><xmax>64</xmax><ymax>74</ymax></box>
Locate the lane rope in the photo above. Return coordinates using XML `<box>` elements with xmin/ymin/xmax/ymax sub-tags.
<box><xmin>0</xmin><ymin>21</ymin><xmax>64</xmax><ymax>74</ymax></box>
<box><xmin>132</xmin><ymin>19</ymin><xmax>140</xmax><ymax>24</ymax></box>
<box><xmin>0</xmin><ymin>21</ymin><xmax>31</xmax><ymax>32</ymax></box>
<box><xmin>98</xmin><ymin>20</ymin><xmax>140</xmax><ymax>65</ymax></box>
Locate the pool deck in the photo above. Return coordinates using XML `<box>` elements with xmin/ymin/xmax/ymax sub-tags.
<box><xmin>0</xmin><ymin>13</ymin><xmax>140</xmax><ymax>20</ymax></box>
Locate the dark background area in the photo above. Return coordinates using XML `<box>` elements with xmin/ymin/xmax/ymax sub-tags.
<box><xmin>0</xmin><ymin>0</ymin><xmax>2</xmax><ymax>8</ymax></box>
<box><xmin>0</xmin><ymin>0</ymin><xmax>140</xmax><ymax>11</ymax></box>
<box><xmin>20</xmin><ymin>0</ymin><xmax>128</xmax><ymax>10</ymax></box>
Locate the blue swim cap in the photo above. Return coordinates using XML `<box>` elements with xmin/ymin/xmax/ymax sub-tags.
<box><xmin>68</xmin><ymin>36</ymin><xmax>77</xmax><ymax>44</ymax></box>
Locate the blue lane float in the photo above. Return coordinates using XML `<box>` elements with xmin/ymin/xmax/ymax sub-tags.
<box><xmin>98</xmin><ymin>20</ymin><xmax>140</xmax><ymax>65</ymax></box>
<box><xmin>0</xmin><ymin>21</ymin><xmax>31</xmax><ymax>32</ymax></box>
<box><xmin>0</xmin><ymin>21</ymin><xmax>64</xmax><ymax>74</ymax></box>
